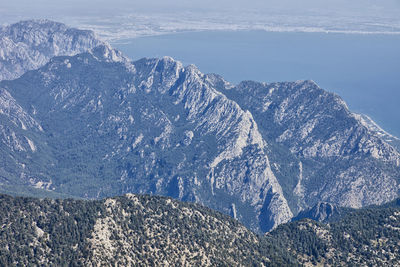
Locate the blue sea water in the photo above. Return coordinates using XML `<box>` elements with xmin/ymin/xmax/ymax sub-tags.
<box><xmin>112</xmin><ymin>31</ymin><xmax>400</xmax><ymax>137</ymax></box>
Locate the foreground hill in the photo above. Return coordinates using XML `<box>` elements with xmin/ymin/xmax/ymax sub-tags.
<box><xmin>2</xmin><ymin>193</ymin><xmax>400</xmax><ymax>266</ymax></box>
<box><xmin>267</xmin><ymin>199</ymin><xmax>400</xmax><ymax>266</ymax></box>
<box><xmin>0</xmin><ymin>194</ymin><xmax>296</xmax><ymax>266</ymax></box>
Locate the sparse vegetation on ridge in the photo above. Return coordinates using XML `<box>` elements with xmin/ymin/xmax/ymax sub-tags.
<box><xmin>0</xmin><ymin>194</ymin><xmax>297</xmax><ymax>266</ymax></box>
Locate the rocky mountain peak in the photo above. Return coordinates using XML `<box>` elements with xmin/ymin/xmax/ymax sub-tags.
<box><xmin>0</xmin><ymin>19</ymin><xmax>104</xmax><ymax>81</ymax></box>
<box><xmin>89</xmin><ymin>44</ymin><xmax>129</xmax><ymax>63</ymax></box>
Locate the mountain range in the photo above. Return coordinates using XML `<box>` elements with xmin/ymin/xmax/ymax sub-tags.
<box><xmin>0</xmin><ymin>20</ymin><xmax>399</xmax><ymax>233</ymax></box>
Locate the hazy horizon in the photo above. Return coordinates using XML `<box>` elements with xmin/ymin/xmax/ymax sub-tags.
<box><xmin>1</xmin><ymin>0</ymin><xmax>400</xmax><ymax>26</ymax></box>
<box><xmin>1</xmin><ymin>0</ymin><xmax>400</xmax><ymax>14</ymax></box>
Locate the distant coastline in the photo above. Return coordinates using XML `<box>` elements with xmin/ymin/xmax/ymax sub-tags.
<box><xmin>79</xmin><ymin>16</ymin><xmax>400</xmax><ymax>42</ymax></box>
<box><xmin>2</xmin><ymin>12</ymin><xmax>400</xmax><ymax>42</ymax></box>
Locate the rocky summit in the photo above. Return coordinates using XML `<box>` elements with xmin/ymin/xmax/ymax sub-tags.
<box><xmin>0</xmin><ymin>21</ymin><xmax>399</xmax><ymax>233</ymax></box>
<box><xmin>0</xmin><ymin>19</ymin><xmax>103</xmax><ymax>81</ymax></box>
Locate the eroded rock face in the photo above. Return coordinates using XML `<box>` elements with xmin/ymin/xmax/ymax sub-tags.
<box><xmin>219</xmin><ymin>79</ymin><xmax>400</xmax><ymax>212</ymax></box>
<box><xmin>0</xmin><ymin>19</ymin><xmax>103</xmax><ymax>81</ymax></box>
<box><xmin>292</xmin><ymin>202</ymin><xmax>348</xmax><ymax>223</ymax></box>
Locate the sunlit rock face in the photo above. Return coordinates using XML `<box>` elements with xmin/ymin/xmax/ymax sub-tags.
<box><xmin>219</xmin><ymin>78</ymin><xmax>400</xmax><ymax>212</ymax></box>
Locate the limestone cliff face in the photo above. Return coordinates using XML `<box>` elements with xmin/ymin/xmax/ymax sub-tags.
<box><xmin>220</xmin><ymin>79</ymin><xmax>400</xmax><ymax>212</ymax></box>
<box><xmin>0</xmin><ymin>87</ymin><xmax>46</xmax><ymax>190</ymax></box>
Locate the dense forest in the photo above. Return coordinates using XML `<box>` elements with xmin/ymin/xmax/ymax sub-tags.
<box><xmin>267</xmin><ymin>199</ymin><xmax>400</xmax><ymax>266</ymax></box>
<box><xmin>0</xmin><ymin>194</ymin><xmax>296</xmax><ymax>266</ymax></box>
